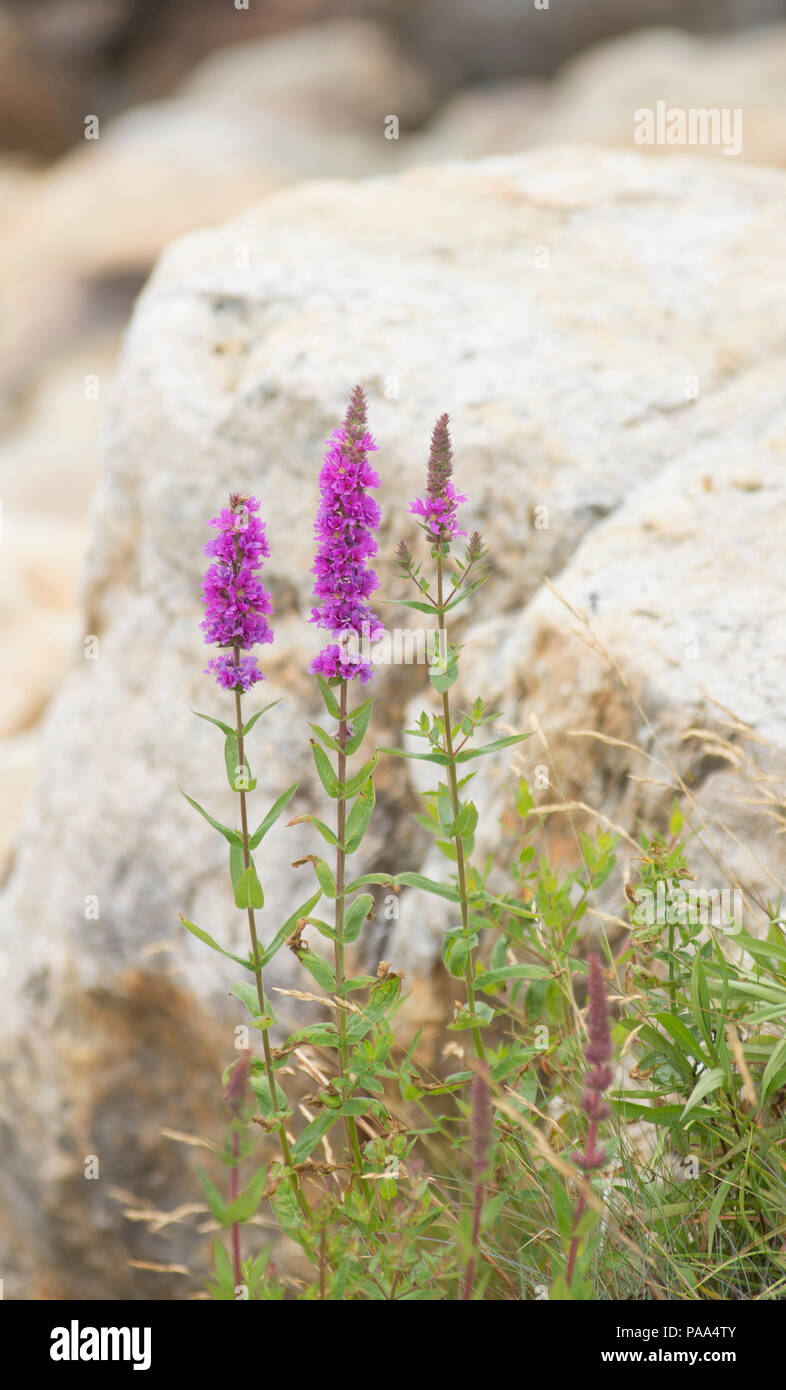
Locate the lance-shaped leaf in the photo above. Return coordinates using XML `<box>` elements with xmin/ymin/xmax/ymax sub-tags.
<box><xmin>243</xmin><ymin>700</ymin><xmax>279</xmax><ymax>736</ymax></box>
<box><xmin>345</xmin><ymin>697</ymin><xmax>374</xmax><ymax>755</ymax></box>
<box><xmin>192</xmin><ymin>709</ymin><xmax>235</xmax><ymax>737</ymax></box>
<box><xmin>342</xmin><ymin>893</ymin><xmax>374</xmax><ymax>945</ymax></box>
<box><xmin>395</xmin><ymin>871</ymin><xmax>461</xmax><ymax>902</ymax></box>
<box><xmin>429</xmin><ymin>657</ymin><xmax>460</xmax><ymax>694</ymax></box>
<box><xmin>344</xmin><ymin>779</ymin><xmax>375</xmax><ymax>854</ymax></box>
<box><xmin>680</xmin><ymin>1067</ymin><xmax>725</xmax><ymax>1120</ymax></box>
<box><xmin>259</xmin><ymin>889</ymin><xmax>321</xmax><ymax>968</ymax></box>
<box><xmin>292</xmin><ymin>1110</ymin><xmax>339</xmax><ymax>1165</ymax></box>
<box><xmin>381</xmin><ymin>596</ymin><xmax>437</xmax><ymax>615</ymax></box>
<box><xmin>311</xmin><ymin>742</ymin><xmax>339</xmax><ymax>798</ymax></box>
<box><xmin>447</xmin><ymin>802</ymin><xmax>478</xmax><ymax>839</ymax></box>
<box><xmin>474</xmin><ymin>964</ymin><xmax>552</xmax><ymax>990</ymax></box>
<box><xmin>179</xmin><ymin>914</ymin><xmax>255</xmax><ymax>971</ymax></box>
<box><xmin>224</xmin><ymin>733</ymin><xmax>255</xmax><ymax>792</ymax></box>
<box><xmin>181</xmin><ymin>791</ymin><xmax>242</xmax><ymax>846</ymax></box>
<box><xmin>234</xmin><ymin>864</ymin><xmax>264</xmax><ymax>910</ymax></box>
<box><xmin>442</xmin><ymin>930</ymin><xmax>479</xmax><ymax>978</ymax></box>
<box><xmin>224</xmin><ymin>1166</ymin><xmax>268</xmax><ymax>1225</ymax></box>
<box><xmin>378</xmin><ymin>746</ymin><xmax>450</xmax><ymax>766</ymax></box>
<box><xmin>454</xmin><ymin>734</ymin><xmax>530</xmax><ymax>763</ymax></box>
<box><xmin>248</xmin><ymin>783</ymin><xmax>299</xmax><ymax>849</ymax></box>
<box><xmin>250</xmin><ymin>1073</ymin><xmax>292</xmax><ymax>1121</ymax></box>
<box><xmin>228</xmin><ymin>981</ymin><xmax>262</xmax><ymax>1017</ymax></box>
<box><xmin>197</xmin><ymin>1167</ymin><xmax>229</xmax><ymax>1225</ymax></box>
<box><xmin>295</xmin><ymin>947</ymin><xmax>337</xmax><ymax>993</ymax></box>
<box><xmin>443</xmin><ymin>573</ymin><xmax>489</xmax><ymax>611</ymax></box>
<box><xmin>316</xmin><ymin>674</ymin><xmax>341</xmax><ymax>719</ymax></box>
<box><xmin>340</xmin><ymin>752</ymin><xmax>378</xmax><ymax>799</ymax></box>
<box><xmin>287</xmin><ymin>813</ymin><xmax>341</xmax><ymax>849</ymax></box>
<box><xmin>310</xmin><ymin>722</ymin><xmax>342</xmax><ymax>753</ymax></box>
<box><xmin>292</xmin><ymin>855</ymin><xmax>337</xmax><ymax>897</ymax></box>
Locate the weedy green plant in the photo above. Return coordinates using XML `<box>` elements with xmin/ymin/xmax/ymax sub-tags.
<box><xmin>175</xmin><ymin>391</ymin><xmax>786</xmax><ymax>1302</ymax></box>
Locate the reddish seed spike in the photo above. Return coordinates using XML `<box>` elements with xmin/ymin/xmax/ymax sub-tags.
<box><xmin>426</xmin><ymin>413</ymin><xmax>454</xmax><ymax>497</ymax></box>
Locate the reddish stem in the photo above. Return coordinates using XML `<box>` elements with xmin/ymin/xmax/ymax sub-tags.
<box><xmin>230</xmin><ymin>1129</ymin><xmax>241</xmax><ymax>1290</ymax></box>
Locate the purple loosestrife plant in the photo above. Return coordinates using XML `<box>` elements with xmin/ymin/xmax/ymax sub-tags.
<box><xmin>182</xmin><ymin>493</ymin><xmax>323</xmax><ymax>1281</ymax></box>
<box><xmin>310</xmin><ymin>385</ymin><xmax>383</xmax><ymax>685</ymax></box>
<box><xmin>201</xmin><ymin>493</ymin><xmax>274</xmax><ymax>691</ymax></box>
<box><xmin>290</xmin><ymin>387</ymin><xmax>401</xmax><ymax>1189</ymax></box>
<box><xmin>387</xmin><ymin>415</ymin><xmax>528</xmax><ymax>1064</ymax></box>
<box><xmin>461</xmin><ymin>1069</ymin><xmax>492</xmax><ymax>1300</ymax></box>
<box><xmin>554</xmin><ymin>953</ymin><xmax>614</xmax><ymax>1300</ymax></box>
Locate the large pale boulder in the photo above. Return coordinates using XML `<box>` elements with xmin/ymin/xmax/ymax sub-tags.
<box><xmin>1</xmin><ymin>146</ymin><xmax>785</xmax><ymax>1297</ymax></box>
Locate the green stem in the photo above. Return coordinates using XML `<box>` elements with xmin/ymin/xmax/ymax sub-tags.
<box><xmin>232</xmin><ymin>649</ymin><xmax>311</xmax><ymax>1223</ymax></box>
<box><xmin>668</xmin><ymin>916</ymin><xmax>676</xmax><ymax>1011</ymax></box>
<box><xmin>334</xmin><ymin>678</ymin><xmax>365</xmax><ymax>1178</ymax></box>
<box><xmin>436</xmin><ymin>555</ymin><xmax>487</xmax><ymax>1064</ymax></box>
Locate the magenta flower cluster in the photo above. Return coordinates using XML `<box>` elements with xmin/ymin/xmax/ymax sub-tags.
<box><xmin>410</xmin><ymin>414</ymin><xmax>466</xmax><ymax>546</ymax></box>
<box><xmin>309</xmin><ymin>386</ymin><xmax>383</xmax><ymax>684</ymax></box>
<box><xmin>410</xmin><ymin>481</ymin><xmax>467</xmax><ymax>542</ymax></box>
<box><xmin>201</xmin><ymin>493</ymin><xmax>274</xmax><ymax>692</ymax></box>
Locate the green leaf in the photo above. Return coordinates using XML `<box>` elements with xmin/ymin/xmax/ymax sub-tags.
<box><xmin>211</xmin><ymin>1239</ymin><xmax>234</xmax><ymax>1296</ymax></box>
<box><xmin>312</xmin><ymin>858</ymin><xmax>338</xmax><ymax>897</ymax></box>
<box><xmin>180</xmin><ymin>915</ymin><xmax>255</xmax><ymax>971</ymax></box>
<box><xmin>249</xmin><ymin>1074</ymin><xmax>291</xmax><ymax>1121</ymax></box>
<box><xmin>316</xmin><ymin>675</ymin><xmax>341</xmax><ymax>719</ymax></box>
<box><xmin>442</xmin><ymin>930</ymin><xmax>479</xmax><ymax>978</ymax></box>
<box><xmin>342</xmin><ymin>894</ymin><xmax>374</xmax><ymax>945</ymax></box>
<box><xmin>224</xmin><ymin>733</ymin><xmax>252</xmax><ymax>791</ymax></box>
<box><xmin>378</xmin><ymin>746</ymin><xmax>450</xmax><ymax>767</ymax></box>
<box><xmin>429</xmin><ymin>656</ymin><xmax>459</xmax><ymax>693</ymax></box>
<box><xmin>259</xmin><ymin>890</ymin><xmax>322</xmax><ymax>968</ymax></box>
<box><xmin>395</xmin><ymin>871</ymin><xmax>460</xmax><ymax>902</ymax></box>
<box><xmin>690</xmin><ymin>953</ymin><xmax>715</xmax><ymax>1051</ymax></box>
<box><xmin>225</xmin><ymin>1166</ymin><xmax>268</xmax><ymax>1225</ymax></box>
<box><xmin>234</xmin><ymin>865</ymin><xmax>264</xmax><ymax>910</ymax></box>
<box><xmin>447</xmin><ymin>802</ymin><xmax>478</xmax><ymax>839</ymax></box>
<box><xmin>229</xmin><ymin>841</ymin><xmax>245</xmax><ymax>892</ymax></box>
<box><xmin>474</xmin><ymin>964</ymin><xmax>552</xmax><ymax>989</ymax></box>
<box><xmin>346</xmin><ymin>977</ymin><xmax>402</xmax><ymax>1042</ymax></box>
<box><xmin>292</xmin><ymin>1110</ymin><xmax>339</xmax><ymax>1164</ymax></box>
<box><xmin>181</xmin><ymin>791</ymin><xmax>242</xmax><ymax>846</ymax></box>
<box><xmin>654</xmin><ymin>1012</ymin><xmax>709</xmax><ymax>1067</ymax></box>
<box><xmin>243</xmin><ymin>700</ymin><xmax>279</xmax><ymax>736</ymax></box>
<box><xmin>341</xmin><ymin>753</ymin><xmax>379</xmax><ymax>799</ymax></box>
<box><xmin>192</xmin><ymin>709</ymin><xmax>234</xmax><ymax>737</ymax></box>
<box><xmin>311</xmin><ymin>742</ymin><xmax>339</xmax><ymax>798</ymax></box>
<box><xmin>680</xmin><ymin>1067</ymin><xmax>725</xmax><ymax>1120</ymax></box>
<box><xmin>198</xmin><ymin>1166</ymin><xmax>228</xmax><ymax>1225</ymax></box>
<box><xmin>249</xmin><ymin>783</ymin><xmax>299</xmax><ymax>849</ymax></box>
<box><xmin>229</xmin><ymin>981</ymin><xmax>261</xmax><ymax>1017</ymax></box>
<box><xmin>345</xmin><ymin>697</ymin><xmax>374</xmax><ymax>755</ymax></box>
<box><xmin>344</xmin><ymin>779</ymin><xmax>375</xmax><ymax>854</ymax></box>
<box><xmin>296</xmin><ymin>948</ymin><xmax>337</xmax><ymax>993</ymax></box>
<box><xmin>385</xmin><ymin>597</ymin><xmax>437</xmax><ymax>615</ymax></box>
<box><xmin>614</xmin><ymin>1099</ymin><xmax>716</xmax><ymax>1126</ymax></box>
<box><xmin>310</xmin><ymin>722</ymin><xmax>342</xmax><ymax>752</ymax></box>
<box><xmin>454</xmin><ymin>734</ymin><xmax>529</xmax><ymax>763</ymax></box>
<box><xmin>443</xmin><ymin>574</ymin><xmax>489</xmax><ymax>610</ymax></box>
<box><xmin>762</xmin><ymin>1034</ymin><xmax>786</xmax><ymax>1101</ymax></box>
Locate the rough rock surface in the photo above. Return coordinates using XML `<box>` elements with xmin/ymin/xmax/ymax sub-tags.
<box><xmin>2</xmin><ymin>147</ymin><xmax>786</xmax><ymax>1297</ymax></box>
